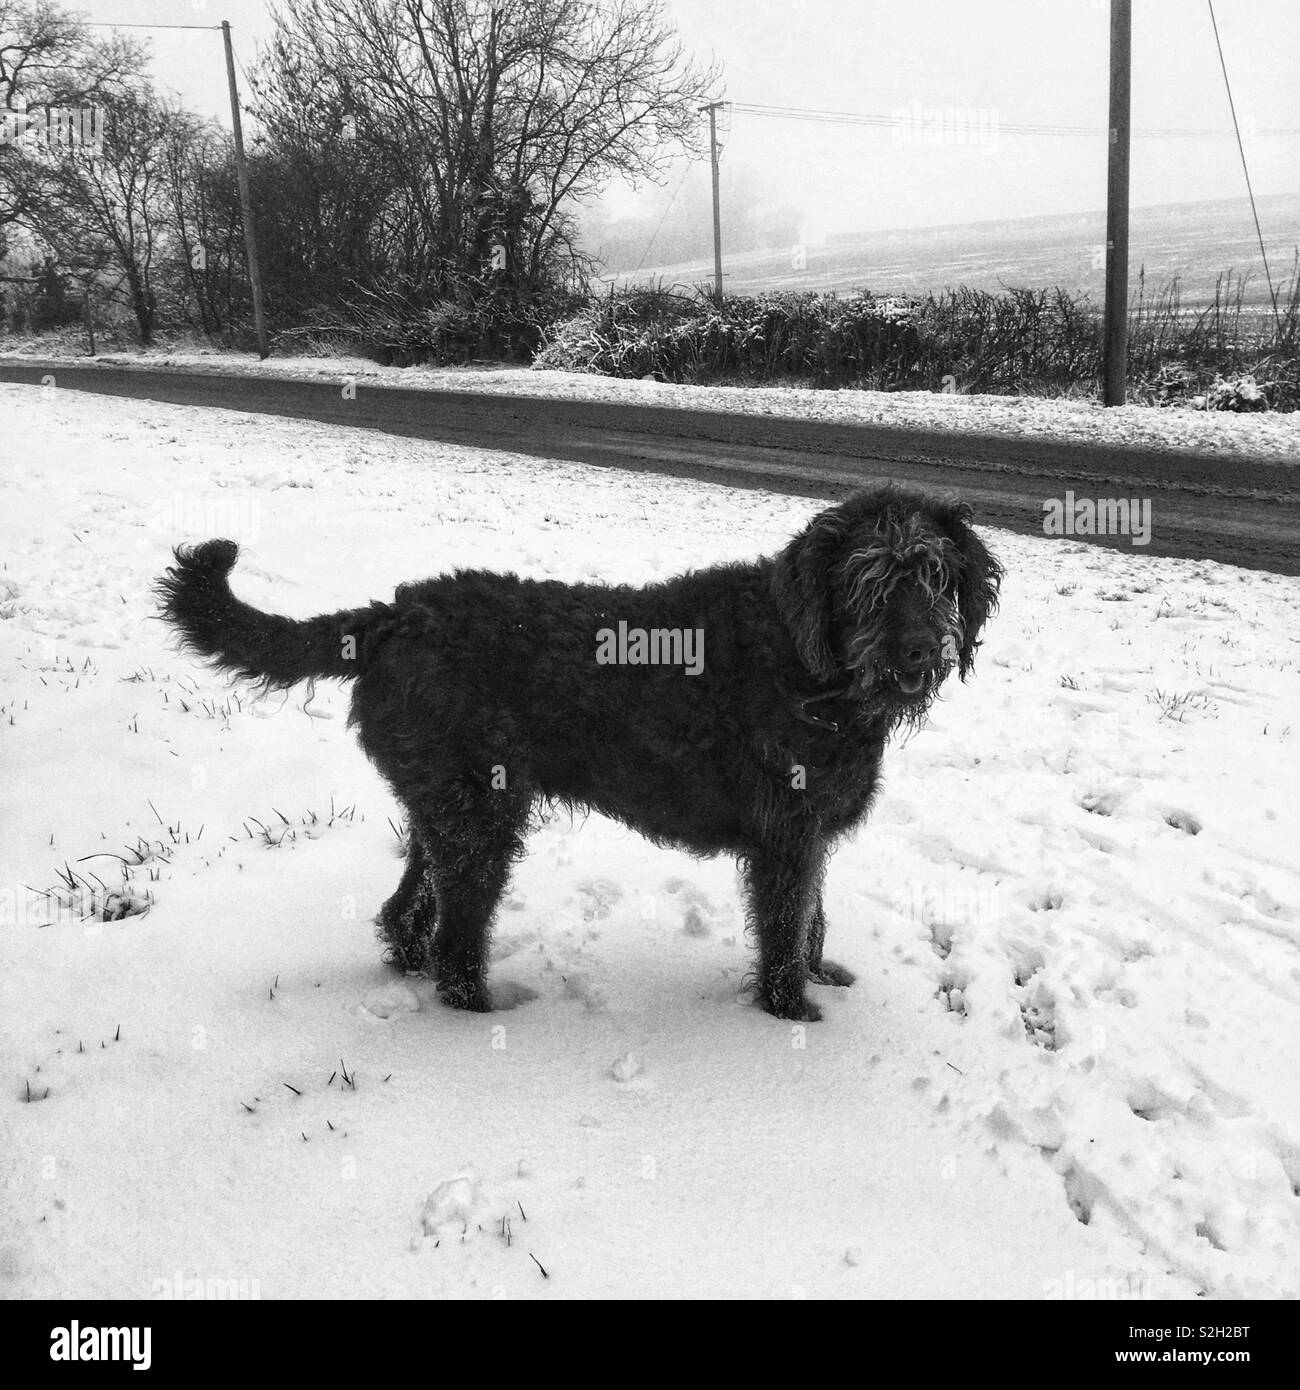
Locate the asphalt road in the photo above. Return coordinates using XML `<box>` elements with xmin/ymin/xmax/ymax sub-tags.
<box><xmin>2</xmin><ymin>359</ymin><xmax>1297</xmax><ymax>575</ymax></box>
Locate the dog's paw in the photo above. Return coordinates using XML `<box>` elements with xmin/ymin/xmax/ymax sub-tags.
<box><xmin>382</xmin><ymin>943</ymin><xmax>431</xmax><ymax>975</ymax></box>
<box><xmin>436</xmin><ymin>980</ymin><xmax>494</xmax><ymax>1012</ymax></box>
<box><xmin>761</xmin><ymin>992</ymin><xmax>823</xmax><ymax>1023</ymax></box>
<box><xmin>808</xmin><ymin>959</ymin><xmax>856</xmax><ymax>987</ymax></box>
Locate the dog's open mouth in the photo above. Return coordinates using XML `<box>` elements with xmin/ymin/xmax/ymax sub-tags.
<box><xmin>893</xmin><ymin>669</ymin><xmax>931</xmax><ymax>697</ymax></box>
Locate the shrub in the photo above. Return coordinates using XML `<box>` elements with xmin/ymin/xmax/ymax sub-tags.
<box><xmin>532</xmin><ymin>265</ymin><xmax>1299</xmax><ymax>410</ymax></box>
<box><xmin>276</xmin><ymin>277</ymin><xmax>587</xmax><ymax>366</ymax></box>
<box><xmin>535</xmin><ymin>287</ymin><xmax>926</xmax><ymax>387</ymax></box>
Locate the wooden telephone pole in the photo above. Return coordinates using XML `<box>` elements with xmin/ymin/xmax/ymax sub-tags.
<box><xmin>222</xmin><ymin>20</ymin><xmax>268</xmax><ymax>359</ymax></box>
<box><xmin>1102</xmin><ymin>0</ymin><xmax>1131</xmax><ymax>406</ymax></box>
<box><xmin>704</xmin><ymin>101</ymin><xmax>725</xmax><ymax>305</ymax></box>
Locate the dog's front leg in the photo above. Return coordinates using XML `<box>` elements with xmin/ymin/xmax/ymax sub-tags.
<box><xmin>805</xmin><ymin>894</ymin><xmax>857</xmax><ymax>988</ymax></box>
<box><xmin>744</xmin><ymin>845</ymin><xmax>825</xmax><ymax>1022</ymax></box>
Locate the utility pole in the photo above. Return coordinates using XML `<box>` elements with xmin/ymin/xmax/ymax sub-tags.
<box><xmin>222</xmin><ymin>20</ymin><xmax>268</xmax><ymax>359</ymax></box>
<box><xmin>704</xmin><ymin>101</ymin><xmax>725</xmax><ymax>305</ymax></box>
<box><xmin>1102</xmin><ymin>0</ymin><xmax>1131</xmax><ymax>406</ymax></box>
<box><xmin>83</xmin><ymin>282</ymin><xmax>96</xmax><ymax>356</ymax></box>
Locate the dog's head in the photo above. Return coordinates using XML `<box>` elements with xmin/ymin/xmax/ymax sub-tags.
<box><xmin>772</xmin><ymin>486</ymin><xmax>1002</xmax><ymax>716</ymax></box>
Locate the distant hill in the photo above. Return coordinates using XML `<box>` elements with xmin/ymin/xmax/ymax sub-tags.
<box><xmin>606</xmin><ymin>192</ymin><xmax>1300</xmax><ymax>309</ymax></box>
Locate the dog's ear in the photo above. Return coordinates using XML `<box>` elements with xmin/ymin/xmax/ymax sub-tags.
<box><xmin>938</xmin><ymin>502</ymin><xmax>1003</xmax><ymax>679</ymax></box>
<box><xmin>771</xmin><ymin>509</ymin><xmax>849</xmax><ymax>679</ymax></box>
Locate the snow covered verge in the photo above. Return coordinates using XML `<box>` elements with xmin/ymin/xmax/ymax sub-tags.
<box><xmin>3</xmin><ymin>341</ymin><xmax>1299</xmax><ymax>461</ymax></box>
<box><xmin>1</xmin><ymin>382</ymin><xmax>1298</xmax><ymax>1300</ymax></box>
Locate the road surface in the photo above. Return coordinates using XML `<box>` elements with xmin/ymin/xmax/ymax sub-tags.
<box><xmin>2</xmin><ymin>359</ymin><xmax>1296</xmax><ymax>574</ymax></box>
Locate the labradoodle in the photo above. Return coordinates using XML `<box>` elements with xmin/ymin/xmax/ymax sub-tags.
<box><xmin>157</xmin><ymin>484</ymin><xmax>1001</xmax><ymax>1021</ymax></box>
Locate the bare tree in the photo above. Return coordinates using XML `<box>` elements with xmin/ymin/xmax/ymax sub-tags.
<box><xmin>256</xmin><ymin>0</ymin><xmax>719</xmax><ymax>296</ymax></box>
<box><xmin>246</xmin><ymin>32</ymin><xmax>402</xmax><ymax>312</ymax></box>
<box><xmin>32</xmin><ymin>87</ymin><xmax>173</xmax><ymax>342</ymax></box>
<box><xmin>0</xmin><ymin>0</ymin><xmax>145</xmax><ymax>239</ymax></box>
<box><xmin>158</xmin><ymin>113</ymin><xmax>247</xmax><ymax>335</ymax></box>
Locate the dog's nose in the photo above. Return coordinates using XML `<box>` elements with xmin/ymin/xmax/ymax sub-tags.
<box><xmin>900</xmin><ymin>632</ymin><xmax>941</xmax><ymax>668</ymax></box>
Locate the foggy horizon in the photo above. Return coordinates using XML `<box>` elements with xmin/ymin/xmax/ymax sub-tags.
<box><xmin>82</xmin><ymin>0</ymin><xmax>1298</xmax><ymax>252</ymax></box>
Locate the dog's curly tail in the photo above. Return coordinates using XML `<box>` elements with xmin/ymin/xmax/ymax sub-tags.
<box><xmin>156</xmin><ymin>539</ymin><xmax>378</xmax><ymax>690</ymax></box>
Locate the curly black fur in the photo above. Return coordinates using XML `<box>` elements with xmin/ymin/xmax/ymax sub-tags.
<box><xmin>157</xmin><ymin>483</ymin><xmax>1002</xmax><ymax>1021</ymax></box>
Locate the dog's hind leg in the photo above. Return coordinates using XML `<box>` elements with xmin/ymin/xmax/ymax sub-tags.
<box><xmin>743</xmin><ymin>843</ymin><xmax>826</xmax><ymax>1022</ymax></box>
<box><xmin>805</xmin><ymin>894</ymin><xmax>857</xmax><ymax>988</ymax></box>
<box><xmin>416</xmin><ymin>782</ymin><xmax>531</xmax><ymax>1012</ymax></box>
<box><xmin>377</xmin><ymin>832</ymin><xmax>437</xmax><ymax>973</ymax></box>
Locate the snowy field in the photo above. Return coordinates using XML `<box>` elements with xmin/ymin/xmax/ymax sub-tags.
<box><xmin>1</xmin><ymin>381</ymin><xmax>1298</xmax><ymax>1301</ymax></box>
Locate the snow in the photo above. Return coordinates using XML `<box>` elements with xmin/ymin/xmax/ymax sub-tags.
<box><xmin>5</xmin><ymin>342</ymin><xmax>1299</xmax><ymax>460</ymax></box>
<box><xmin>1</xmin><ymin>380</ymin><xmax>1298</xmax><ymax>1300</ymax></box>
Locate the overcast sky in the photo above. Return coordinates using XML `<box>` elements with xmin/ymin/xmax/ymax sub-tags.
<box><xmin>92</xmin><ymin>0</ymin><xmax>1299</xmax><ymax>236</ymax></box>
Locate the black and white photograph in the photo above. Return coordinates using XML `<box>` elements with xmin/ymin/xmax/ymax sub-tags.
<box><xmin>0</xmin><ymin>0</ymin><xmax>1296</xmax><ymax>1343</ymax></box>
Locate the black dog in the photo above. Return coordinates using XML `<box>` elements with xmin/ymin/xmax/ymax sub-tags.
<box><xmin>157</xmin><ymin>484</ymin><xmax>1001</xmax><ymax>1021</ymax></box>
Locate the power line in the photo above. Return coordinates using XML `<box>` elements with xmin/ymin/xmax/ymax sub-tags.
<box><xmin>83</xmin><ymin>18</ymin><xmax>261</xmax><ymax>122</ymax></box>
<box><xmin>232</xmin><ymin>45</ymin><xmax>257</xmax><ymax>98</ymax></box>
<box><xmin>733</xmin><ymin>102</ymin><xmax>1089</xmax><ymax>136</ymax></box>
<box><xmin>1207</xmin><ymin>0</ymin><xmax>1282</xmax><ymax>335</ymax></box>
<box><xmin>82</xmin><ymin>21</ymin><xmax>220</xmax><ymax>30</ymax></box>
<box><xmin>729</xmin><ymin>100</ymin><xmax>1300</xmax><ymax>140</ymax></box>
<box><xmin>632</xmin><ymin>160</ymin><xmax>692</xmax><ymax>276</ymax></box>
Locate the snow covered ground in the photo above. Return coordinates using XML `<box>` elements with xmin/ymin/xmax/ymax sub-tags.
<box><xmin>1</xmin><ymin>381</ymin><xmax>1298</xmax><ymax>1300</ymax></box>
<box><xmin>4</xmin><ymin>341</ymin><xmax>1299</xmax><ymax>459</ymax></box>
